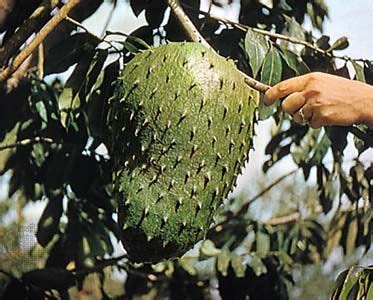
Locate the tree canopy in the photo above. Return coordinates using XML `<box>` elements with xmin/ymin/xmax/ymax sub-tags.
<box><xmin>0</xmin><ymin>0</ymin><xmax>371</xmax><ymax>299</ymax></box>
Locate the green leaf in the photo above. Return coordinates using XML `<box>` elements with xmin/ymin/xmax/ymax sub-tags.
<box><xmin>58</xmin><ymin>49</ymin><xmax>108</xmax><ymax>128</ymax></box>
<box><xmin>258</xmin><ymin>46</ymin><xmax>283</xmax><ymax>120</ymax></box>
<box><xmin>261</xmin><ymin>46</ymin><xmax>283</xmax><ymax>85</ymax></box>
<box><xmin>248</xmin><ymin>255</ymin><xmax>267</xmax><ymax>276</ymax></box>
<box><xmin>351</xmin><ymin>60</ymin><xmax>366</xmax><ymax>82</ymax></box>
<box><xmin>87</xmin><ymin>60</ymin><xmax>120</xmax><ymax>140</ymax></box>
<box><xmin>316</xmin><ymin>165</ymin><xmax>334</xmax><ymax>213</ymax></box>
<box><xmin>345</xmin><ymin>216</ymin><xmax>358</xmax><ymax>256</ymax></box>
<box><xmin>278</xmin><ymin>0</ymin><xmax>292</xmax><ymax>11</ymax></box>
<box><xmin>280</xmin><ymin>49</ymin><xmax>310</xmax><ymax>75</ymax></box>
<box><xmin>178</xmin><ymin>258</ymin><xmax>197</xmax><ymax>276</ymax></box>
<box><xmin>256</xmin><ymin>232</ymin><xmax>270</xmax><ymax>255</ymax></box>
<box><xmin>309</xmin><ymin>131</ymin><xmax>331</xmax><ymax>165</ymax></box>
<box><xmin>275</xmin><ymin>251</ymin><xmax>293</xmax><ymax>267</ymax></box>
<box><xmin>316</xmin><ymin>35</ymin><xmax>331</xmax><ymax>50</ymax></box>
<box><xmin>44</xmin><ymin>32</ymin><xmax>99</xmax><ymax>75</ymax></box>
<box><xmin>125</xmin><ymin>35</ymin><xmax>151</xmax><ymax>50</ymax></box>
<box><xmin>200</xmin><ymin>239</ymin><xmax>221</xmax><ymax>257</ymax></box>
<box><xmin>339</xmin><ymin>266</ymin><xmax>364</xmax><ymax>300</ymax></box>
<box><xmin>85</xmin><ymin>49</ymin><xmax>109</xmax><ymax>96</ymax></box>
<box><xmin>36</xmin><ymin>193</ymin><xmax>63</xmax><ymax>247</ymax></box>
<box><xmin>244</xmin><ymin>28</ymin><xmax>269</xmax><ymax>77</ymax></box>
<box><xmin>59</xmin><ymin>51</ymin><xmax>95</xmax><ymax>126</ymax></box>
<box><xmin>230</xmin><ymin>253</ymin><xmax>246</xmax><ymax>278</ymax></box>
<box><xmin>31</xmin><ymin>143</ymin><xmax>46</xmax><ymax>168</ymax></box>
<box><xmin>217</xmin><ymin>250</ymin><xmax>231</xmax><ymax>276</ymax></box>
<box><xmin>122</xmin><ymin>34</ymin><xmax>150</xmax><ymax>55</ymax></box>
<box><xmin>35</xmin><ymin>101</ymin><xmax>48</xmax><ymax>128</ymax></box>
<box><xmin>332</xmin><ymin>269</ymin><xmax>349</xmax><ymax>299</ymax></box>
<box><xmin>329</xmin><ymin>37</ymin><xmax>349</xmax><ymax>51</ymax></box>
<box><xmin>326</xmin><ymin>126</ymin><xmax>349</xmax><ymax>155</ymax></box>
<box><xmin>284</xmin><ymin>18</ymin><xmax>305</xmax><ymax>42</ymax></box>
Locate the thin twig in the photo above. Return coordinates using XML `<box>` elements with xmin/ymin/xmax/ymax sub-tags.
<box><xmin>0</xmin><ymin>137</ymin><xmax>54</xmax><ymax>151</ymax></box>
<box><xmin>209</xmin><ymin>169</ymin><xmax>298</xmax><ymax>234</ymax></box>
<box><xmin>0</xmin><ymin>0</ymin><xmax>60</xmax><ymax>67</ymax></box>
<box><xmin>166</xmin><ymin>1</ymin><xmax>370</xmax><ymax>143</ymax></box>
<box><xmin>244</xmin><ymin>77</ymin><xmax>270</xmax><ymax>93</ymax></box>
<box><xmin>72</xmin><ymin>254</ymin><xmax>128</xmax><ymax>276</ymax></box>
<box><xmin>6</xmin><ymin>54</ymin><xmax>33</xmax><ymax>92</ymax></box>
<box><xmin>0</xmin><ymin>0</ymin><xmax>81</xmax><ymax>84</ymax></box>
<box><xmin>262</xmin><ymin>211</ymin><xmax>303</xmax><ymax>226</ymax></box>
<box><xmin>37</xmin><ymin>43</ymin><xmax>44</xmax><ymax>79</ymax></box>
<box><xmin>174</xmin><ymin>3</ymin><xmax>370</xmax><ymax>142</ymax></box>
<box><xmin>182</xmin><ymin>3</ymin><xmax>373</xmax><ymax>64</ymax></box>
<box><xmin>262</xmin><ymin>201</ymin><xmax>371</xmax><ymax>226</ymax></box>
<box><xmin>117</xmin><ymin>265</ymin><xmax>171</xmax><ymax>282</ymax></box>
<box><xmin>100</xmin><ymin>1</ymin><xmax>116</xmax><ymax>37</ymax></box>
<box><xmin>65</xmin><ymin>16</ymin><xmax>122</xmax><ymax>53</ymax></box>
<box><xmin>238</xmin><ymin>169</ymin><xmax>298</xmax><ymax>214</ymax></box>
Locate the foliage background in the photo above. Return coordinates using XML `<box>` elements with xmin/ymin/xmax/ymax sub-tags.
<box><xmin>0</xmin><ymin>0</ymin><xmax>371</xmax><ymax>299</ymax></box>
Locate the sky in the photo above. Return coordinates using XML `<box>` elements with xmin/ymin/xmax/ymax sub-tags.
<box><xmin>323</xmin><ymin>0</ymin><xmax>373</xmax><ymax>61</ymax></box>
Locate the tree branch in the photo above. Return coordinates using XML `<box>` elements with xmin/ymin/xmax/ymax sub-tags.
<box><xmin>167</xmin><ymin>1</ymin><xmax>371</xmax><ymax>144</ymax></box>
<box><xmin>238</xmin><ymin>169</ymin><xmax>298</xmax><ymax>215</ymax></box>
<box><xmin>166</xmin><ymin>0</ymin><xmax>211</xmax><ymax>50</ymax></box>
<box><xmin>0</xmin><ymin>137</ymin><xmax>54</xmax><ymax>151</ymax></box>
<box><xmin>209</xmin><ymin>169</ymin><xmax>298</xmax><ymax>234</ymax></box>
<box><xmin>182</xmin><ymin>3</ymin><xmax>373</xmax><ymax>64</ymax></box>
<box><xmin>72</xmin><ymin>254</ymin><xmax>128</xmax><ymax>276</ymax></box>
<box><xmin>0</xmin><ymin>0</ymin><xmax>60</xmax><ymax>67</ymax></box>
<box><xmin>166</xmin><ymin>0</ymin><xmax>270</xmax><ymax>93</ymax></box>
<box><xmin>0</xmin><ymin>0</ymin><xmax>81</xmax><ymax>84</ymax></box>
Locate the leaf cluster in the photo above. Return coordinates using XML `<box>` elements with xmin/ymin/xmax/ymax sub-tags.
<box><xmin>0</xmin><ymin>0</ymin><xmax>371</xmax><ymax>299</ymax></box>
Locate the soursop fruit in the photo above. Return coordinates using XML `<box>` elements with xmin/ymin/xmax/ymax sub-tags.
<box><xmin>109</xmin><ymin>42</ymin><xmax>259</xmax><ymax>262</ymax></box>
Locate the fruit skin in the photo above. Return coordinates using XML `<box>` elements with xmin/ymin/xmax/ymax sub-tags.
<box><xmin>109</xmin><ymin>42</ymin><xmax>259</xmax><ymax>262</ymax></box>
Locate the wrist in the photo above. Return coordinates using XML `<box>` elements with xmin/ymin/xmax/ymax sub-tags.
<box><xmin>357</xmin><ymin>85</ymin><xmax>373</xmax><ymax>128</ymax></box>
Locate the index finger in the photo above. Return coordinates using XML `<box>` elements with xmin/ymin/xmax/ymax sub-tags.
<box><xmin>263</xmin><ymin>75</ymin><xmax>309</xmax><ymax>105</ymax></box>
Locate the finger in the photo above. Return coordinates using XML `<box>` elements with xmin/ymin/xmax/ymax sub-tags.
<box><xmin>281</xmin><ymin>92</ymin><xmax>306</xmax><ymax>114</ymax></box>
<box><xmin>292</xmin><ymin>104</ymin><xmax>313</xmax><ymax>125</ymax></box>
<box><xmin>263</xmin><ymin>75</ymin><xmax>309</xmax><ymax>105</ymax></box>
<box><xmin>309</xmin><ymin>116</ymin><xmax>323</xmax><ymax>129</ymax></box>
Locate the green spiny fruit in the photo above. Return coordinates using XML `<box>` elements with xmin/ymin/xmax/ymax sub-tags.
<box><xmin>109</xmin><ymin>42</ymin><xmax>259</xmax><ymax>262</ymax></box>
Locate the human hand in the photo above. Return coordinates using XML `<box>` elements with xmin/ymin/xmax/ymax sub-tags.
<box><xmin>263</xmin><ymin>72</ymin><xmax>373</xmax><ymax>129</ymax></box>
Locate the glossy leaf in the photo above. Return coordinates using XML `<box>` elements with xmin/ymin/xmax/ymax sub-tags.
<box><xmin>244</xmin><ymin>28</ymin><xmax>269</xmax><ymax>77</ymax></box>
<box><xmin>230</xmin><ymin>253</ymin><xmax>246</xmax><ymax>278</ymax></box>
<box><xmin>178</xmin><ymin>258</ymin><xmax>197</xmax><ymax>276</ymax></box>
<box><xmin>280</xmin><ymin>48</ymin><xmax>310</xmax><ymax>75</ymax></box>
<box><xmin>329</xmin><ymin>36</ymin><xmax>349</xmax><ymax>51</ymax></box>
<box><xmin>217</xmin><ymin>250</ymin><xmax>231</xmax><ymax>276</ymax></box>
<box><xmin>351</xmin><ymin>60</ymin><xmax>366</xmax><ymax>82</ymax></box>
<box><xmin>260</xmin><ymin>46</ymin><xmax>283</xmax><ymax>85</ymax></box>
<box><xmin>256</xmin><ymin>232</ymin><xmax>270</xmax><ymax>255</ymax></box>
<box><xmin>200</xmin><ymin>239</ymin><xmax>221</xmax><ymax>257</ymax></box>
<box><xmin>248</xmin><ymin>255</ymin><xmax>267</xmax><ymax>276</ymax></box>
<box><xmin>44</xmin><ymin>33</ymin><xmax>99</xmax><ymax>75</ymax></box>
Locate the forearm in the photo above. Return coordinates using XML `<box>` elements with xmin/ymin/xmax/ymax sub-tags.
<box><xmin>355</xmin><ymin>82</ymin><xmax>373</xmax><ymax>128</ymax></box>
